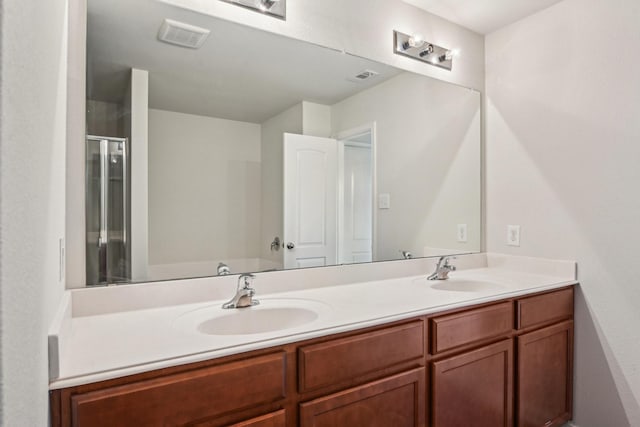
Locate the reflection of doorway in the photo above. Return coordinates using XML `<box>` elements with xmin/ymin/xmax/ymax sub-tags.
<box><xmin>282</xmin><ymin>125</ymin><xmax>375</xmax><ymax>270</ymax></box>
<box><xmin>283</xmin><ymin>133</ymin><xmax>338</xmax><ymax>269</ymax></box>
<box><xmin>337</xmin><ymin>124</ymin><xmax>375</xmax><ymax>264</ymax></box>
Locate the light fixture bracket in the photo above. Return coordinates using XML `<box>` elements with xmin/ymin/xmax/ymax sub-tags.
<box><xmin>393</xmin><ymin>30</ymin><xmax>453</xmax><ymax>71</ymax></box>
<box><xmin>219</xmin><ymin>0</ymin><xmax>286</xmax><ymax>20</ymax></box>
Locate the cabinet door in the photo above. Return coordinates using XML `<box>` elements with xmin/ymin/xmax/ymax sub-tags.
<box><xmin>431</xmin><ymin>339</ymin><xmax>513</xmax><ymax>427</ymax></box>
<box><xmin>517</xmin><ymin>321</ymin><xmax>573</xmax><ymax>427</ymax></box>
<box><xmin>299</xmin><ymin>368</ymin><xmax>425</xmax><ymax>427</ymax></box>
<box><xmin>226</xmin><ymin>409</ymin><xmax>286</xmax><ymax>427</ymax></box>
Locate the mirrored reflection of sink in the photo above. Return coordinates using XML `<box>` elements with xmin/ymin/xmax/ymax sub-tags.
<box><xmin>175</xmin><ymin>298</ymin><xmax>331</xmax><ymax>336</ymax></box>
<box><xmin>430</xmin><ymin>280</ymin><xmax>505</xmax><ymax>293</ymax></box>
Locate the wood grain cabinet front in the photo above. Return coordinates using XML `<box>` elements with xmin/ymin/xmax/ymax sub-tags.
<box><xmin>431</xmin><ymin>339</ymin><xmax>513</xmax><ymax>427</ymax></box>
<box><xmin>299</xmin><ymin>368</ymin><xmax>426</xmax><ymax>427</ymax></box>
<box><xmin>430</xmin><ymin>301</ymin><xmax>513</xmax><ymax>354</ymax></box>
<box><xmin>226</xmin><ymin>410</ymin><xmax>287</xmax><ymax>427</ymax></box>
<box><xmin>517</xmin><ymin>287</ymin><xmax>573</xmax><ymax>330</ymax></box>
<box><xmin>298</xmin><ymin>320</ymin><xmax>425</xmax><ymax>393</ymax></box>
<box><xmin>517</xmin><ymin>321</ymin><xmax>573</xmax><ymax>427</ymax></box>
<box><xmin>67</xmin><ymin>352</ymin><xmax>286</xmax><ymax>427</ymax></box>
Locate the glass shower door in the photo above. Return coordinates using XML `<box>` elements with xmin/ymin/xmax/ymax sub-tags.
<box><xmin>86</xmin><ymin>135</ymin><xmax>129</xmax><ymax>285</ymax></box>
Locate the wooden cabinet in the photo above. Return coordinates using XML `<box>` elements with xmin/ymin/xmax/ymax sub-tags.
<box><xmin>227</xmin><ymin>410</ymin><xmax>286</xmax><ymax>427</ymax></box>
<box><xmin>429</xmin><ymin>287</ymin><xmax>573</xmax><ymax>427</ymax></box>
<box><xmin>430</xmin><ymin>301</ymin><xmax>513</xmax><ymax>354</ymax></box>
<box><xmin>298</xmin><ymin>320</ymin><xmax>425</xmax><ymax>393</ymax></box>
<box><xmin>431</xmin><ymin>340</ymin><xmax>513</xmax><ymax>427</ymax></box>
<box><xmin>50</xmin><ymin>287</ymin><xmax>574</xmax><ymax>427</ymax></box>
<box><xmin>68</xmin><ymin>352</ymin><xmax>286</xmax><ymax>427</ymax></box>
<box><xmin>517</xmin><ymin>321</ymin><xmax>573</xmax><ymax>427</ymax></box>
<box><xmin>300</xmin><ymin>368</ymin><xmax>425</xmax><ymax>427</ymax></box>
<box><xmin>516</xmin><ymin>287</ymin><xmax>573</xmax><ymax>330</ymax></box>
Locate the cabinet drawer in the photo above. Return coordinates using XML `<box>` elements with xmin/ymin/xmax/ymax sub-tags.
<box><xmin>299</xmin><ymin>368</ymin><xmax>425</xmax><ymax>427</ymax></box>
<box><xmin>70</xmin><ymin>352</ymin><xmax>286</xmax><ymax>427</ymax></box>
<box><xmin>430</xmin><ymin>302</ymin><xmax>513</xmax><ymax>354</ymax></box>
<box><xmin>298</xmin><ymin>321</ymin><xmax>424</xmax><ymax>393</ymax></box>
<box><xmin>227</xmin><ymin>409</ymin><xmax>286</xmax><ymax>427</ymax></box>
<box><xmin>517</xmin><ymin>288</ymin><xmax>573</xmax><ymax>330</ymax></box>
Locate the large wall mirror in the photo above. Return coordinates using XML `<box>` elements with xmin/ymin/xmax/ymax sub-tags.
<box><xmin>85</xmin><ymin>0</ymin><xmax>481</xmax><ymax>285</ymax></box>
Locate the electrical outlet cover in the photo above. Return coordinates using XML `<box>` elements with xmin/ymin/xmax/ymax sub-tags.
<box><xmin>507</xmin><ymin>225</ymin><xmax>521</xmax><ymax>246</ymax></box>
<box><xmin>457</xmin><ymin>224</ymin><xmax>468</xmax><ymax>243</ymax></box>
<box><xmin>378</xmin><ymin>193</ymin><xmax>391</xmax><ymax>209</ymax></box>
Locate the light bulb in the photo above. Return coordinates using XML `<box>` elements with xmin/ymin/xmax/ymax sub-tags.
<box><xmin>402</xmin><ymin>33</ymin><xmax>425</xmax><ymax>50</ymax></box>
<box><xmin>259</xmin><ymin>0</ymin><xmax>279</xmax><ymax>11</ymax></box>
<box><xmin>418</xmin><ymin>44</ymin><xmax>434</xmax><ymax>58</ymax></box>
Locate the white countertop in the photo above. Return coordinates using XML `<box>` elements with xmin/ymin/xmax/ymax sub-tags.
<box><xmin>48</xmin><ymin>253</ymin><xmax>577</xmax><ymax>390</ymax></box>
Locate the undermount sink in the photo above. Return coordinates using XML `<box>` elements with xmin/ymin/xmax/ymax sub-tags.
<box><xmin>430</xmin><ymin>279</ymin><xmax>505</xmax><ymax>293</ymax></box>
<box><xmin>174</xmin><ymin>298</ymin><xmax>331</xmax><ymax>336</ymax></box>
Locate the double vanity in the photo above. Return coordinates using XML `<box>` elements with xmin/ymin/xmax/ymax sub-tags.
<box><xmin>49</xmin><ymin>254</ymin><xmax>577</xmax><ymax>426</ymax></box>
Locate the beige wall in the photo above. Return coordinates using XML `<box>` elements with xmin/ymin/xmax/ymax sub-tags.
<box><xmin>302</xmin><ymin>101</ymin><xmax>332</xmax><ymax>138</ymax></box>
<box><xmin>485</xmin><ymin>0</ymin><xmax>640</xmax><ymax>425</ymax></box>
<box><xmin>331</xmin><ymin>72</ymin><xmax>481</xmax><ymax>260</ymax></box>
<box><xmin>148</xmin><ymin>109</ymin><xmax>262</xmax><ymax>266</ymax></box>
<box><xmin>0</xmin><ymin>0</ymin><xmax>68</xmax><ymax>424</ymax></box>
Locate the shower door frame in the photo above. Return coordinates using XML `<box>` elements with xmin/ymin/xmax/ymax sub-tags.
<box><xmin>86</xmin><ymin>135</ymin><xmax>129</xmax><ymax>285</ymax></box>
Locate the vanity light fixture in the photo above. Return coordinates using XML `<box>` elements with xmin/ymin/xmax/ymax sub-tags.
<box><xmin>219</xmin><ymin>0</ymin><xmax>286</xmax><ymax>20</ymax></box>
<box><xmin>401</xmin><ymin>33</ymin><xmax>425</xmax><ymax>50</ymax></box>
<box><xmin>393</xmin><ymin>30</ymin><xmax>454</xmax><ymax>71</ymax></box>
<box><xmin>259</xmin><ymin>0</ymin><xmax>280</xmax><ymax>10</ymax></box>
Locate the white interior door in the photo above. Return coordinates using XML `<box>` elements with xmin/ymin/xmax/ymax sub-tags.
<box><xmin>283</xmin><ymin>133</ymin><xmax>337</xmax><ymax>269</ymax></box>
<box><xmin>339</xmin><ymin>143</ymin><xmax>373</xmax><ymax>264</ymax></box>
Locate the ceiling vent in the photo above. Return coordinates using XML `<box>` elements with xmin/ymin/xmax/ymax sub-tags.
<box><xmin>347</xmin><ymin>69</ymin><xmax>379</xmax><ymax>83</ymax></box>
<box><xmin>158</xmin><ymin>19</ymin><xmax>210</xmax><ymax>49</ymax></box>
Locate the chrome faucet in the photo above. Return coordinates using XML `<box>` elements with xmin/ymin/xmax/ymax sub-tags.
<box><xmin>222</xmin><ymin>273</ymin><xmax>259</xmax><ymax>309</ymax></box>
<box><xmin>400</xmin><ymin>250</ymin><xmax>413</xmax><ymax>259</ymax></box>
<box><xmin>217</xmin><ymin>262</ymin><xmax>231</xmax><ymax>276</ymax></box>
<box><xmin>427</xmin><ymin>256</ymin><xmax>456</xmax><ymax>280</ymax></box>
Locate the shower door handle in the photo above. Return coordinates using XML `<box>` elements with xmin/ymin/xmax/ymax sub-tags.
<box><xmin>286</xmin><ymin>242</ymin><xmax>295</xmax><ymax>250</ymax></box>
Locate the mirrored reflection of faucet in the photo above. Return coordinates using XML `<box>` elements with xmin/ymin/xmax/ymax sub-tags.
<box><xmin>222</xmin><ymin>274</ymin><xmax>259</xmax><ymax>309</ymax></box>
<box><xmin>217</xmin><ymin>262</ymin><xmax>231</xmax><ymax>276</ymax></box>
<box><xmin>427</xmin><ymin>256</ymin><xmax>456</xmax><ymax>280</ymax></box>
<box><xmin>400</xmin><ymin>250</ymin><xmax>413</xmax><ymax>259</ymax></box>
<box><xmin>270</xmin><ymin>236</ymin><xmax>281</xmax><ymax>252</ymax></box>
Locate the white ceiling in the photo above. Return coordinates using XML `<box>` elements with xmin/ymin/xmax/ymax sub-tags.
<box><xmin>87</xmin><ymin>0</ymin><xmax>401</xmax><ymax>123</ymax></box>
<box><xmin>403</xmin><ymin>0</ymin><xmax>565</xmax><ymax>34</ymax></box>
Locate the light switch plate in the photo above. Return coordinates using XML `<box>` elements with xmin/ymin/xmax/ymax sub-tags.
<box><xmin>507</xmin><ymin>225</ymin><xmax>521</xmax><ymax>246</ymax></box>
<box><xmin>378</xmin><ymin>193</ymin><xmax>391</xmax><ymax>209</ymax></box>
<box><xmin>59</xmin><ymin>237</ymin><xmax>65</xmax><ymax>282</ymax></box>
<box><xmin>457</xmin><ymin>224</ymin><xmax>468</xmax><ymax>243</ymax></box>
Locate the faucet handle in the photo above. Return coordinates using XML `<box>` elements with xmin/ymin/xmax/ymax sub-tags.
<box><xmin>237</xmin><ymin>273</ymin><xmax>256</xmax><ymax>290</ymax></box>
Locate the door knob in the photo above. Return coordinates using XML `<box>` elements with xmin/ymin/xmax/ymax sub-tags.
<box><xmin>286</xmin><ymin>242</ymin><xmax>295</xmax><ymax>250</ymax></box>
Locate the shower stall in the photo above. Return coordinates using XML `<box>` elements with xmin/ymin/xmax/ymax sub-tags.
<box><xmin>86</xmin><ymin>135</ymin><xmax>130</xmax><ymax>285</ymax></box>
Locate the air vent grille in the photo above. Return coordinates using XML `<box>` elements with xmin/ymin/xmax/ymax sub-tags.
<box><xmin>158</xmin><ymin>19</ymin><xmax>210</xmax><ymax>49</ymax></box>
<box><xmin>355</xmin><ymin>70</ymin><xmax>379</xmax><ymax>80</ymax></box>
<box><xmin>347</xmin><ymin>69</ymin><xmax>380</xmax><ymax>83</ymax></box>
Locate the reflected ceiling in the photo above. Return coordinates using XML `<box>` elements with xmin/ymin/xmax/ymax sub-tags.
<box><xmin>87</xmin><ymin>0</ymin><xmax>401</xmax><ymax>123</ymax></box>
